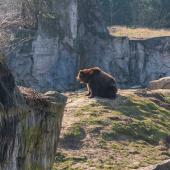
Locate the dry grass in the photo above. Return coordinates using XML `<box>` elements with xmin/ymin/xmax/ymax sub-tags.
<box><xmin>54</xmin><ymin>89</ymin><xmax>170</xmax><ymax>170</ymax></box>
<box><xmin>108</xmin><ymin>26</ymin><xmax>170</xmax><ymax>40</ymax></box>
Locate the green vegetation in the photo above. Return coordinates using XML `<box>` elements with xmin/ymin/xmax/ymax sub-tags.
<box><xmin>26</xmin><ymin>163</ymin><xmax>44</xmax><ymax>170</ymax></box>
<box><xmin>23</xmin><ymin>125</ymin><xmax>44</xmax><ymax>153</ymax></box>
<box><xmin>54</xmin><ymin>90</ymin><xmax>170</xmax><ymax>169</ymax></box>
<box><xmin>165</xmin><ymin>97</ymin><xmax>170</xmax><ymax>103</ymax></box>
<box><xmin>102</xmin><ymin>0</ymin><xmax>170</xmax><ymax>28</ymax></box>
<box><xmin>64</xmin><ymin>123</ymin><xmax>83</xmax><ymax>139</ymax></box>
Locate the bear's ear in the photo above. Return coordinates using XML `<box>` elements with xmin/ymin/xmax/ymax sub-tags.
<box><xmin>88</xmin><ymin>70</ymin><xmax>94</xmax><ymax>75</ymax></box>
<box><xmin>81</xmin><ymin>68</ymin><xmax>95</xmax><ymax>75</ymax></box>
<box><xmin>92</xmin><ymin>67</ymin><xmax>101</xmax><ymax>74</ymax></box>
<box><xmin>82</xmin><ymin>69</ymin><xmax>89</xmax><ymax>74</ymax></box>
<box><xmin>84</xmin><ymin>69</ymin><xmax>94</xmax><ymax>75</ymax></box>
<box><xmin>93</xmin><ymin>67</ymin><xmax>100</xmax><ymax>70</ymax></box>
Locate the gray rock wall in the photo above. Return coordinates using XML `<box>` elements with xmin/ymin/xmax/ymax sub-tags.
<box><xmin>0</xmin><ymin>61</ymin><xmax>67</xmax><ymax>170</ymax></box>
<box><xmin>81</xmin><ymin>36</ymin><xmax>170</xmax><ymax>88</ymax></box>
<box><xmin>7</xmin><ymin>0</ymin><xmax>79</xmax><ymax>92</ymax></box>
<box><xmin>5</xmin><ymin>0</ymin><xmax>170</xmax><ymax>91</ymax></box>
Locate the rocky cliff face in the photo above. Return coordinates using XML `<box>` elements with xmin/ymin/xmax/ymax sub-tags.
<box><xmin>4</xmin><ymin>0</ymin><xmax>170</xmax><ymax>91</ymax></box>
<box><xmin>0</xmin><ymin>61</ymin><xmax>67</xmax><ymax>170</ymax></box>
<box><xmin>82</xmin><ymin>36</ymin><xmax>170</xmax><ymax>88</ymax></box>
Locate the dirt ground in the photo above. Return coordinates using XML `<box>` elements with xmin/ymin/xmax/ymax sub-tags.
<box><xmin>53</xmin><ymin>89</ymin><xmax>170</xmax><ymax>170</ymax></box>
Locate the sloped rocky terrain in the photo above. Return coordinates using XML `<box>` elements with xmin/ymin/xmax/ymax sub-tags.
<box><xmin>54</xmin><ymin>89</ymin><xmax>170</xmax><ymax>170</ymax></box>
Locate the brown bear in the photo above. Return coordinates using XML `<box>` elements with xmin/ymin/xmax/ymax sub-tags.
<box><xmin>77</xmin><ymin>67</ymin><xmax>117</xmax><ymax>99</ymax></box>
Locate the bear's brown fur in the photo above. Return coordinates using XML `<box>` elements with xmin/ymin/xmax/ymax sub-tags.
<box><xmin>77</xmin><ymin>67</ymin><xmax>117</xmax><ymax>99</ymax></box>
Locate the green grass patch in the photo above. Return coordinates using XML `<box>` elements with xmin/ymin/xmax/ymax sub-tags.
<box><xmin>64</xmin><ymin>123</ymin><xmax>83</xmax><ymax>139</ymax></box>
<box><xmin>55</xmin><ymin>91</ymin><xmax>170</xmax><ymax>170</ymax></box>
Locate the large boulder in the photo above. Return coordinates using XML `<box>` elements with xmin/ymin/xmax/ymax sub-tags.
<box><xmin>149</xmin><ymin>77</ymin><xmax>170</xmax><ymax>90</ymax></box>
<box><xmin>139</xmin><ymin>159</ymin><xmax>170</xmax><ymax>170</ymax></box>
<box><xmin>0</xmin><ymin>62</ymin><xmax>67</xmax><ymax>170</ymax></box>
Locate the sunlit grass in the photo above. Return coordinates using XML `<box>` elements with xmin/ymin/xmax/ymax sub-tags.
<box><xmin>54</xmin><ymin>90</ymin><xmax>170</xmax><ymax>170</ymax></box>
<box><xmin>108</xmin><ymin>26</ymin><xmax>170</xmax><ymax>39</ymax></box>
